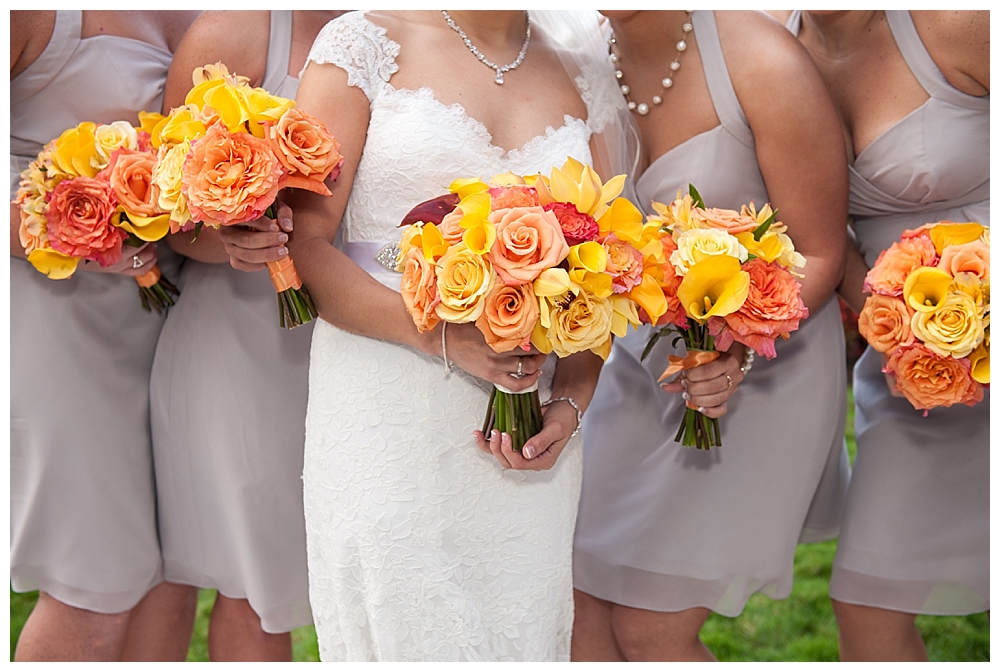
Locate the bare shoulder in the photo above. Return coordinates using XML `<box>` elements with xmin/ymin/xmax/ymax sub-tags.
<box><xmin>151</xmin><ymin>10</ymin><xmax>201</xmax><ymax>53</ymax></box>
<box><xmin>10</xmin><ymin>10</ymin><xmax>56</xmax><ymax>77</ymax></box>
<box><xmin>174</xmin><ymin>11</ymin><xmax>270</xmax><ymax>83</ymax></box>
<box><xmin>911</xmin><ymin>10</ymin><xmax>988</xmax><ymax>93</ymax></box>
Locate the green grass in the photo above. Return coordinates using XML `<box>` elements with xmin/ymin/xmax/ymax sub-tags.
<box><xmin>9</xmin><ymin>390</ymin><xmax>989</xmax><ymax>661</ymax></box>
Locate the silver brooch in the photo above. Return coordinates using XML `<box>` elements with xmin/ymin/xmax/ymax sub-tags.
<box><xmin>375</xmin><ymin>242</ymin><xmax>402</xmax><ymax>272</ymax></box>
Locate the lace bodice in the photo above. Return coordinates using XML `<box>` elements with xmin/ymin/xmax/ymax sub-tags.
<box><xmin>306</xmin><ymin>12</ymin><xmax>597</xmax><ymax>282</ymax></box>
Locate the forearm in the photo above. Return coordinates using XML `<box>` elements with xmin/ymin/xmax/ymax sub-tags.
<box><xmin>798</xmin><ymin>250</ymin><xmax>845</xmax><ymax>314</ymax></box>
<box><xmin>10</xmin><ymin>202</ymin><xmax>27</xmax><ymax>260</ymax></box>
<box><xmin>837</xmin><ymin>239</ymin><xmax>870</xmax><ymax>315</ymax></box>
<box><xmin>166</xmin><ymin>227</ymin><xmax>230</xmax><ymax>264</ymax></box>
<box><xmin>550</xmin><ymin>350</ymin><xmax>604</xmax><ymax>415</ymax></box>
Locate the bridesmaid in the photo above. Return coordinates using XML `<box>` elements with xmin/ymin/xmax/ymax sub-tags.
<box><xmin>571</xmin><ymin>10</ymin><xmax>850</xmax><ymax>661</ymax></box>
<box><xmin>780</xmin><ymin>10</ymin><xmax>989</xmax><ymax>661</ymax></box>
<box><xmin>148</xmin><ymin>9</ymin><xmax>343</xmax><ymax>661</ymax></box>
<box><xmin>10</xmin><ymin>10</ymin><xmax>199</xmax><ymax>661</ymax></box>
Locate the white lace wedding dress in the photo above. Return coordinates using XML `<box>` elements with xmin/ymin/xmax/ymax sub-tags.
<box><xmin>301</xmin><ymin>11</ymin><xmax>616</xmax><ymax>661</ymax></box>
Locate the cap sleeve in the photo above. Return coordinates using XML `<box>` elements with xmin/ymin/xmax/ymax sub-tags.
<box><xmin>305</xmin><ymin>11</ymin><xmax>400</xmax><ymax>102</ymax></box>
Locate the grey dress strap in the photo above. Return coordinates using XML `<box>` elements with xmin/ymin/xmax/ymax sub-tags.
<box><xmin>785</xmin><ymin>10</ymin><xmax>802</xmax><ymax>35</ymax></box>
<box><xmin>885</xmin><ymin>10</ymin><xmax>989</xmax><ymax>110</ymax></box>
<box><xmin>693</xmin><ymin>11</ymin><xmax>754</xmax><ymax>148</ymax></box>
<box><xmin>262</xmin><ymin>10</ymin><xmax>294</xmax><ymax>93</ymax></box>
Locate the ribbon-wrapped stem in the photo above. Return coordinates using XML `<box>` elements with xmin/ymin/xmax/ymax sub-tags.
<box><xmin>134</xmin><ymin>264</ymin><xmax>180</xmax><ymax>315</ymax></box>
<box><xmin>263</xmin><ymin>205</ymin><xmax>317</xmax><ymax>329</ymax></box>
<box><xmin>481</xmin><ymin>382</ymin><xmax>543</xmax><ymax>453</ymax></box>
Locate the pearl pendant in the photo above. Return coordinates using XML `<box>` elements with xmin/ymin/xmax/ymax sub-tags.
<box><xmin>636</xmin><ymin>103</ymin><xmax>649</xmax><ymax>115</ymax></box>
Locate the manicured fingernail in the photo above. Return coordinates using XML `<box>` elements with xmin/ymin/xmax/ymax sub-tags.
<box><xmin>269</xmin><ymin>222</ymin><xmax>279</xmax><ymax>232</ymax></box>
<box><xmin>278</xmin><ymin>247</ymin><xmax>289</xmax><ymax>256</ymax></box>
<box><xmin>280</xmin><ymin>218</ymin><xmax>293</xmax><ymax>231</ymax></box>
<box><xmin>278</xmin><ymin>233</ymin><xmax>289</xmax><ymax>243</ymax></box>
<box><xmin>523</xmin><ymin>444</ymin><xmax>536</xmax><ymax>459</ymax></box>
<box><xmin>491</xmin><ymin>430</ymin><xmax>499</xmax><ymax>441</ymax></box>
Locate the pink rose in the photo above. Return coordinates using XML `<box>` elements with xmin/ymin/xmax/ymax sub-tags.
<box><xmin>46</xmin><ymin>176</ymin><xmax>125</xmax><ymax>267</ymax></box>
<box><xmin>544</xmin><ymin>201</ymin><xmax>599</xmax><ymax>246</ymax></box>
<box><xmin>487</xmin><ymin>206</ymin><xmax>569</xmax><ymax>285</ymax></box>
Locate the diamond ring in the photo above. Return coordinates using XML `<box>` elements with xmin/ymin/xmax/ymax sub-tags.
<box><xmin>132</xmin><ymin>256</ymin><xmax>144</xmax><ymax>269</ymax></box>
<box><xmin>726</xmin><ymin>374</ymin><xmax>733</xmax><ymax>390</ymax></box>
<box><xmin>509</xmin><ymin>358</ymin><xmax>527</xmax><ymax>380</ymax></box>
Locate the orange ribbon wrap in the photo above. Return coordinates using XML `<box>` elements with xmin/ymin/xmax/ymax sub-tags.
<box><xmin>657</xmin><ymin>350</ymin><xmax>720</xmax><ymax>384</ymax></box>
<box><xmin>134</xmin><ymin>265</ymin><xmax>162</xmax><ymax>288</ymax></box>
<box><xmin>267</xmin><ymin>257</ymin><xmax>303</xmax><ymax>293</ymax></box>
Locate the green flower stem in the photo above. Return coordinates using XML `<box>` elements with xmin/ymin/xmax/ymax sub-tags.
<box><xmin>481</xmin><ymin>386</ymin><xmax>542</xmax><ymax>453</ymax></box>
<box><xmin>136</xmin><ymin>273</ymin><xmax>180</xmax><ymax>315</ymax></box>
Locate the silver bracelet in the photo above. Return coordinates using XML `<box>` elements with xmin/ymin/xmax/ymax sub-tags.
<box><xmin>541</xmin><ymin>396</ymin><xmax>582</xmax><ymax>439</ymax></box>
<box><xmin>441</xmin><ymin>322</ymin><xmax>452</xmax><ymax>373</ymax></box>
<box><xmin>740</xmin><ymin>348</ymin><xmax>755</xmax><ymax>375</ymax></box>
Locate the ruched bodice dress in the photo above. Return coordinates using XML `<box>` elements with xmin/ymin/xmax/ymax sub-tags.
<box><xmin>147</xmin><ymin>10</ymin><xmax>313</xmax><ymax>633</ymax></box>
<box><xmin>573</xmin><ymin>10</ymin><xmax>851</xmax><ymax>617</ymax></box>
<box><xmin>298</xmin><ymin>11</ymin><xmax>626</xmax><ymax>661</ymax></box>
<box><xmin>10</xmin><ymin>9</ymin><xmax>178</xmax><ymax>613</ymax></box>
<box><xmin>787</xmin><ymin>10</ymin><xmax>990</xmax><ymax>614</ymax></box>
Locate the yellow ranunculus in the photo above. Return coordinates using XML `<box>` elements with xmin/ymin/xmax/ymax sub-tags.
<box><xmin>950</xmin><ymin>272</ymin><xmax>988</xmax><ymax>314</ymax></box>
<box><xmin>94</xmin><ymin>121</ymin><xmax>138</xmax><ymax>164</ymax></box>
<box><xmin>928</xmin><ymin>222</ymin><xmax>985</xmax><ymax>255</ymax></box>
<box><xmin>677</xmin><ymin>255</ymin><xmax>750</xmax><ymax>322</ymax></box>
<box><xmin>671</xmin><ymin>228</ymin><xmax>748</xmax><ymax>275</ymax></box>
<box><xmin>969</xmin><ymin>334</ymin><xmax>989</xmax><ymax>384</ymax></box>
<box><xmin>152</xmin><ymin>106</ymin><xmax>207</xmax><ymax>148</ymax></box>
<box><xmin>435</xmin><ymin>245</ymin><xmax>496</xmax><ymax>323</ymax></box>
<box><xmin>51</xmin><ymin>122</ymin><xmax>101</xmax><ymax>178</ymax></box>
<box><xmin>910</xmin><ymin>291</ymin><xmax>985</xmax><ymax>358</ymax></box>
<box><xmin>112</xmin><ymin>208</ymin><xmax>172</xmax><ymax>242</ymax></box>
<box><xmin>27</xmin><ymin>247</ymin><xmax>80</xmax><ymax>279</ymax></box>
<box><xmin>903</xmin><ymin>266</ymin><xmax>953</xmax><ymax>313</ymax></box>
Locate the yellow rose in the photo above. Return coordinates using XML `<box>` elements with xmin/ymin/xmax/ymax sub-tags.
<box><xmin>671</xmin><ymin>228</ymin><xmax>748</xmax><ymax>275</ymax></box>
<box><xmin>536</xmin><ymin>286</ymin><xmax>614</xmax><ymax>359</ymax></box>
<box><xmin>152</xmin><ymin>140</ymin><xmax>193</xmax><ymax>229</ymax></box>
<box><xmin>51</xmin><ymin>122</ymin><xmax>101</xmax><ymax>177</ymax></box>
<box><xmin>910</xmin><ymin>291</ymin><xmax>985</xmax><ymax>358</ymax></box>
<box><xmin>435</xmin><ymin>244</ymin><xmax>496</xmax><ymax>323</ymax></box>
<box><xmin>94</xmin><ymin>121</ymin><xmax>138</xmax><ymax>163</ymax></box>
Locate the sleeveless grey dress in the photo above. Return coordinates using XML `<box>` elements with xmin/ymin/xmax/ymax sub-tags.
<box><xmin>148</xmin><ymin>10</ymin><xmax>312</xmax><ymax>633</ymax></box>
<box><xmin>573</xmin><ymin>11</ymin><xmax>851</xmax><ymax>617</ymax></box>
<box><xmin>9</xmin><ymin>10</ymin><xmax>179</xmax><ymax>613</ymax></box>
<box><xmin>788</xmin><ymin>10</ymin><xmax>990</xmax><ymax>615</ymax></box>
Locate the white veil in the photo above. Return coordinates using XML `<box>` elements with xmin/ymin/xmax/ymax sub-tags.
<box><xmin>530</xmin><ymin>10</ymin><xmax>641</xmax><ymax>202</ymax></box>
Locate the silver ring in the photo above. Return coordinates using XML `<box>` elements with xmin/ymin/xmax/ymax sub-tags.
<box><xmin>132</xmin><ymin>255</ymin><xmax>144</xmax><ymax>269</ymax></box>
<box><xmin>681</xmin><ymin>391</ymin><xmax>691</xmax><ymax>402</ymax></box>
<box><xmin>726</xmin><ymin>374</ymin><xmax>733</xmax><ymax>390</ymax></box>
<box><xmin>509</xmin><ymin>358</ymin><xmax>526</xmax><ymax>380</ymax></box>
<box><xmin>697</xmin><ymin>406</ymin><xmax>707</xmax><ymax>414</ymax></box>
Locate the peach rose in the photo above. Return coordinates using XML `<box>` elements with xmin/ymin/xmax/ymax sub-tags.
<box><xmin>266</xmin><ymin>108</ymin><xmax>343</xmax><ymax>196</ymax></box>
<box><xmin>182</xmin><ymin>123</ymin><xmax>282</xmax><ymax>226</ymax></box>
<box><xmin>475</xmin><ymin>282</ymin><xmax>539</xmax><ymax>352</ymax></box>
<box><xmin>888</xmin><ymin>343</ymin><xmax>983</xmax><ymax>412</ymax></box>
<box><xmin>486</xmin><ymin>206</ymin><xmax>569</xmax><ymax>286</ymax></box>
<box><xmin>46</xmin><ymin>176</ymin><xmax>124</xmax><ymax>266</ymax></box>
<box><xmin>857</xmin><ymin>294</ymin><xmax>915</xmax><ymax>353</ymax></box>
<box><xmin>437</xmin><ymin>208</ymin><xmax>467</xmax><ymax>246</ymax></box>
<box><xmin>865</xmin><ymin>235</ymin><xmax>938</xmax><ymax>296</ymax></box>
<box><xmin>399</xmin><ymin>246</ymin><xmax>440</xmax><ymax>333</ymax></box>
<box><xmin>696</xmin><ymin>206</ymin><xmax>759</xmax><ymax>234</ymax></box>
<box><xmin>489</xmin><ymin>185</ymin><xmax>539</xmax><ymax>210</ymax></box>
<box><xmin>603</xmin><ymin>234</ymin><xmax>644</xmax><ymax>293</ymax></box>
<box><xmin>103</xmin><ymin>148</ymin><xmax>161</xmax><ymax>217</ymax></box>
<box><xmin>543</xmin><ymin>201</ymin><xmax>600</xmax><ymax>246</ymax></box>
<box><xmin>712</xmin><ymin>258</ymin><xmax>808</xmax><ymax>359</ymax></box>
<box><xmin>938</xmin><ymin>239</ymin><xmax>989</xmax><ymax>280</ymax></box>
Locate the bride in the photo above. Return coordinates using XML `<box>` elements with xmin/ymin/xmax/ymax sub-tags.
<box><xmin>279</xmin><ymin>10</ymin><xmax>624</xmax><ymax>661</ymax></box>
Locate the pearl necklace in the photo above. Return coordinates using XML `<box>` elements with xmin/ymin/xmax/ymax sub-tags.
<box><xmin>441</xmin><ymin>10</ymin><xmax>531</xmax><ymax>85</ymax></box>
<box><xmin>610</xmin><ymin>11</ymin><xmax>693</xmax><ymax>115</ymax></box>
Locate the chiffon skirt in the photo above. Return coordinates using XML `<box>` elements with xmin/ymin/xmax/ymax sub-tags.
<box><xmin>574</xmin><ymin>296</ymin><xmax>850</xmax><ymax>617</ymax></box>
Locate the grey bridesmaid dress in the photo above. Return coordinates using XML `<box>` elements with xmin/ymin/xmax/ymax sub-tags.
<box><xmin>148</xmin><ymin>10</ymin><xmax>313</xmax><ymax>633</ymax></box>
<box><xmin>9</xmin><ymin>10</ymin><xmax>178</xmax><ymax>613</ymax></box>
<box><xmin>573</xmin><ymin>10</ymin><xmax>851</xmax><ymax>617</ymax></box>
<box><xmin>788</xmin><ymin>10</ymin><xmax>989</xmax><ymax>615</ymax></box>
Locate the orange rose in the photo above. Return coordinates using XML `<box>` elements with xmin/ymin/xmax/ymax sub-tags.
<box><xmin>603</xmin><ymin>234</ymin><xmax>644</xmax><ymax>293</ymax></box>
<box><xmin>865</xmin><ymin>235</ymin><xmax>937</xmax><ymax>296</ymax></box>
<box><xmin>712</xmin><ymin>258</ymin><xmax>808</xmax><ymax>359</ymax></box>
<box><xmin>46</xmin><ymin>176</ymin><xmax>124</xmax><ymax>266</ymax></box>
<box><xmin>475</xmin><ymin>282</ymin><xmax>539</xmax><ymax>352</ymax></box>
<box><xmin>438</xmin><ymin>208</ymin><xmax>467</xmax><ymax>246</ymax></box>
<box><xmin>183</xmin><ymin>123</ymin><xmax>283</xmax><ymax>226</ymax></box>
<box><xmin>486</xmin><ymin>206</ymin><xmax>569</xmax><ymax>285</ymax></box>
<box><xmin>857</xmin><ymin>294</ymin><xmax>915</xmax><ymax>353</ymax></box>
<box><xmin>696</xmin><ymin>207</ymin><xmax>759</xmax><ymax>234</ymax></box>
<box><xmin>489</xmin><ymin>185</ymin><xmax>539</xmax><ymax>210</ymax></box>
<box><xmin>938</xmin><ymin>239</ymin><xmax>989</xmax><ymax>280</ymax></box>
<box><xmin>103</xmin><ymin>148</ymin><xmax>161</xmax><ymax>217</ymax></box>
<box><xmin>888</xmin><ymin>343</ymin><xmax>983</xmax><ymax>412</ymax></box>
<box><xmin>399</xmin><ymin>246</ymin><xmax>440</xmax><ymax>333</ymax></box>
<box><xmin>266</xmin><ymin>108</ymin><xmax>343</xmax><ymax>196</ymax></box>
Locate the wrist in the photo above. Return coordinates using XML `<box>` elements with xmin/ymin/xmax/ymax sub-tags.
<box><xmin>542</xmin><ymin>396</ymin><xmax>582</xmax><ymax>438</ymax></box>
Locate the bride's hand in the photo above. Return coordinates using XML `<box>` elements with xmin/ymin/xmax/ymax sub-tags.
<box><xmin>659</xmin><ymin>344</ymin><xmax>747</xmax><ymax>419</ymax></box>
<box><xmin>440</xmin><ymin>322</ymin><xmax>546</xmax><ymax>393</ymax></box>
<box><xmin>472</xmin><ymin>397</ymin><xmax>579</xmax><ymax>471</ymax></box>
<box><xmin>81</xmin><ymin>241</ymin><xmax>157</xmax><ymax>277</ymax></box>
<box><xmin>217</xmin><ymin>200</ymin><xmax>294</xmax><ymax>272</ymax></box>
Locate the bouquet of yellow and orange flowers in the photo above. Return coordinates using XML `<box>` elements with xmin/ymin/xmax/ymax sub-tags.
<box><xmin>858</xmin><ymin>221</ymin><xmax>989</xmax><ymax>413</ymax></box>
<box><xmin>152</xmin><ymin>63</ymin><xmax>344</xmax><ymax>328</ymax></box>
<box><xmin>15</xmin><ymin>114</ymin><xmax>181</xmax><ymax>313</ymax></box>
<box><xmin>641</xmin><ymin>186</ymin><xmax>809</xmax><ymax>450</ymax></box>
<box><xmin>396</xmin><ymin>157</ymin><xmax>665</xmax><ymax>452</ymax></box>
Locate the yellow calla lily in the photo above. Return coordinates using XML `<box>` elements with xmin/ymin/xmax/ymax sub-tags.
<box><xmin>677</xmin><ymin>255</ymin><xmax>750</xmax><ymax>322</ymax></box>
<box><xmin>490</xmin><ymin>171</ymin><xmax>526</xmax><ymax>187</ymax></box>
<box><xmin>610</xmin><ymin>294</ymin><xmax>641</xmax><ymax>337</ymax></box>
<box><xmin>449</xmin><ymin>177</ymin><xmax>489</xmax><ymax>199</ymax></box>
<box><xmin>531</xmin><ymin>319</ymin><xmax>554</xmax><ymax>354</ymax></box>
<box><xmin>928</xmin><ymin>222</ymin><xmax>985</xmax><ymax>255</ymax></box>
<box><xmin>533</xmin><ymin>268</ymin><xmax>572</xmax><ymax>298</ymax></box>
<box><xmin>453</xmin><ymin>191</ymin><xmax>495</xmax><ymax>255</ymax></box>
<box><xmin>185</xmin><ymin>76</ymin><xmax>227</xmax><ymax>110</ymax></box>
<box><xmin>152</xmin><ymin>106</ymin><xmax>207</xmax><ymax>148</ymax></box>
<box><xmin>462</xmin><ymin>221</ymin><xmax>496</xmax><ymax>256</ymax></box>
<box><xmin>969</xmin><ymin>336</ymin><xmax>989</xmax><ymax>384</ymax></box>
<box><xmin>737</xmin><ymin>230</ymin><xmax>785</xmax><ymax>263</ymax></box>
<box><xmin>570</xmin><ymin>267</ymin><xmax>614</xmax><ymax>298</ymax></box>
<box><xmin>627</xmin><ymin>272</ymin><xmax>669</xmax><ymax>325</ymax></box>
<box><xmin>597</xmin><ymin>196</ymin><xmax>644</xmax><ymax>244</ymax></box>
<box><xmin>568</xmin><ymin>241</ymin><xmax>607</xmax><ymax>273</ymax></box>
<box><xmin>402</xmin><ymin>222</ymin><xmax>448</xmax><ymax>262</ymax></box>
<box><xmin>137</xmin><ymin>111</ymin><xmax>165</xmax><ymax>136</ymax></box>
<box><xmin>203</xmin><ymin>82</ymin><xmax>250</xmax><ymax>133</ymax></box>
<box><xmin>52</xmin><ymin>122</ymin><xmax>101</xmax><ymax>177</ymax></box>
<box><xmin>245</xmin><ymin>87</ymin><xmax>295</xmax><ymax>138</ymax></box>
<box><xmin>27</xmin><ymin>247</ymin><xmax>80</xmax><ymax>279</ymax></box>
<box><xmin>113</xmin><ymin>209</ymin><xmax>172</xmax><ymax>242</ymax></box>
<box><xmin>903</xmin><ymin>266</ymin><xmax>953</xmax><ymax>313</ymax></box>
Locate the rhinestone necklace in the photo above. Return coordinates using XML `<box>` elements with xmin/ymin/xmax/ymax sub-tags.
<box><xmin>441</xmin><ymin>10</ymin><xmax>531</xmax><ymax>85</ymax></box>
<box><xmin>610</xmin><ymin>11</ymin><xmax>693</xmax><ymax>115</ymax></box>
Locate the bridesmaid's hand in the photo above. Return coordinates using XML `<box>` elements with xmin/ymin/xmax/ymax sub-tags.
<box><xmin>472</xmin><ymin>398</ymin><xmax>578</xmax><ymax>471</ymax></box>
<box><xmin>81</xmin><ymin>241</ymin><xmax>157</xmax><ymax>277</ymax></box>
<box><xmin>441</xmin><ymin>322</ymin><xmax>546</xmax><ymax>393</ymax></box>
<box><xmin>660</xmin><ymin>344</ymin><xmax>747</xmax><ymax>419</ymax></box>
<box><xmin>217</xmin><ymin>200</ymin><xmax>294</xmax><ymax>272</ymax></box>
<box><xmin>880</xmin><ymin>354</ymin><xmax>905</xmax><ymax>398</ymax></box>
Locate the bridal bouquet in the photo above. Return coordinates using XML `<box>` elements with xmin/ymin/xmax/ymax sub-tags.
<box><xmin>15</xmin><ymin>114</ymin><xmax>181</xmax><ymax>313</ymax></box>
<box><xmin>641</xmin><ymin>186</ymin><xmax>809</xmax><ymax>450</ymax></box>
<box><xmin>396</xmin><ymin>157</ymin><xmax>664</xmax><ymax>452</ymax></box>
<box><xmin>153</xmin><ymin>62</ymin><xmax>344</xmax><ymax>328</ymax></box>
<box><xmin>858</xmin><ymin>221</ymin><xmax>989</xmax><ymax>413</ymax></box>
